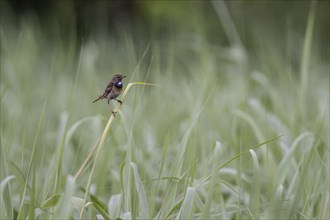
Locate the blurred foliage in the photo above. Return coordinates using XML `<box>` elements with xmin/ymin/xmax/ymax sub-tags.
<box><xmin>2</xmin><ymin>0</ymin><xmax>328</xmax><ymax>83</ymax></box>
<box><xmin>3</xmin><ymin>1</ymin><xmax>329</xmax><ymax>48</ymax></box>
<box><xmin>0</xmin><ymin>1</ymin><xmax>329</xmax><ymax>219</ymax></box>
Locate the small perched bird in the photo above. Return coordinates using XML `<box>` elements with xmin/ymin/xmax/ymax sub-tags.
<box><xmin>93</xmin><ymin>74</ymin><xmax>126</xmax><ymax>116</ymax></box>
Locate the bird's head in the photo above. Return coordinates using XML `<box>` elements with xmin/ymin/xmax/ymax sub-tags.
<box><xmin>113</xmin><ymin>74</ymin><xmax>126</xmax><ymax>82</ymax></box>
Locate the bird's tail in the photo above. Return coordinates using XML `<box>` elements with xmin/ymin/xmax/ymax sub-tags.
<box><xmin>93</xmin><ymin>97</ymin><xmax>102</xmax><ymax>103</ymax></box>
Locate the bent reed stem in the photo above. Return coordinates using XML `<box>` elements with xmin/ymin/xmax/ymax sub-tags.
<box><xmin>78</xmin><ymin>82</ymin><xmax>159</xmax><ymax>219</ymax></box>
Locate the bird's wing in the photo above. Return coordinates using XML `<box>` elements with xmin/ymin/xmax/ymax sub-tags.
<box><xmin>93</xmin><ymin>81</ymin><xmax>115</xmax><ymax>103</ymax></box>
<box><xmin>97</xmin><ymin>81</ymin><xmax>114</xmax><ymax>98</ymax></box>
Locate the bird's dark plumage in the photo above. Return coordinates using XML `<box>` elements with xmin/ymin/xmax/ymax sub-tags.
<box><xmin>93</xmin><ymin>74</ymin><xmax>126</xmax><ymax>103</ymax></box>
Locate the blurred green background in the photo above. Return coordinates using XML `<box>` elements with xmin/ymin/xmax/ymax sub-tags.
<box><xmin>1</xmin><ymin>1</ymin><xmax>329</xmax><ymax>219</ymax></box>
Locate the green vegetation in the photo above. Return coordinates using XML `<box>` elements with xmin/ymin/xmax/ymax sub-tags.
<box><xmin>1</xmin><ymin>1</ymin><xmax>329</xmax><ymax>219</ymax></box>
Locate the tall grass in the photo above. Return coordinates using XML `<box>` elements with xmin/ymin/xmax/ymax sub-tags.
<box><xmin>1</xmin><ymin>1</ymin><xmax>329</xmax><ymax>219</ymax></box>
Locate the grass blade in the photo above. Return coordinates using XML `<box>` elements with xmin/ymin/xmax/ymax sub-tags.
<box><xmin>176</xmin><ymin>187</ymin><xmax>196</xmax><ymax>219</ymax></box>
<box><xmin>299</xmin><ymin>0</ymin><xmax>317</xmax><ymax>116</ymax></box>
<box><xmin>85</xmin><ymin>202</ymin><xmax>111</xmax><ymax>220</ymax></box>
<box><xmin>200</xmin><ymin>141</ymin><xmax>222</xmax><ymax>218</ymax></box>
<box><xmin>248</xmin><ymin>149</ymin><xmax>260</xmax><ymax>219</ymax></box>
<box><xmin>53</xmin><ymin>175</ymin><xmax>76</xmax><ymax>219</ymax></box>
<box><xmin>108</xmin><ymin>194</ymin><xmax>122</xmax><ymax>219</ymax></box>
<box><xmin>130</xmin><ymin>162</ymin><xmax>149</xmax><ymax>219</ymax></box>
<box><xmin>0</xmin><ymin>175</ymin><xmax>15</xmax><ymax>219</ymax></box>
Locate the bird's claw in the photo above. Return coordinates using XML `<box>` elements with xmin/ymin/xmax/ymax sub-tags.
<box><xmin>115</xmin><ymin>99</ymin><xmax>123</xmax><ymax>105</ymax></box>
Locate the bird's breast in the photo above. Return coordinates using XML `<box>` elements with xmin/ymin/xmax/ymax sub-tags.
<box><xmin>107</xmin><ymin>87</ymin><xmax>122</xmax><ymax>99</ymax></box>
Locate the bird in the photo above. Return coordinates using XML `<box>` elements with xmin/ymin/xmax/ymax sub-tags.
<box><xmin>93</xmin><ymin>74</ymin><xmax>126</xmax><ymax>116</ymax></box>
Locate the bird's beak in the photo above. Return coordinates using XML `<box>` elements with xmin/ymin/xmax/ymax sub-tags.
<box><xmin>122</xmin><ymin>75</ymin><xmax>126</xmax><ymax>78</ymax></box>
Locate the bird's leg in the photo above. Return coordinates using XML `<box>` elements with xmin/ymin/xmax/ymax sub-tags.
<box><xmin>109</xmin><ymin>105</ymin><xmax>117</xmax><ymax>117</ymax></box>
<box><xmin>107</xmin><ymin>99</ymin><xmax>117</xmax><ymax>117</ymax></box>
<box><xmin>114</xmin><ymin>99</ymin><xmax>122</xmax><ymax>105</ymax></box>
